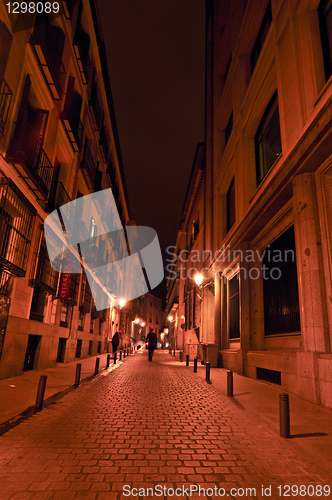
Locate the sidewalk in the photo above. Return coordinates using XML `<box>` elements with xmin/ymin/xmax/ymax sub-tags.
<box><xmin>166</xmin><ymin>350</ymin><xmax>332</xmax><ymax>479</ymax></box>
<box><xmin>0</xmin><ymin>352</ymin><xmax>121</xmax><ymax>430</ymax></box>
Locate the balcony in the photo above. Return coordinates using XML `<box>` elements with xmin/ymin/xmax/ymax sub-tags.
<box><xmin>0</xmin><ymin>78</ymin><xmax>13</xmax><ymax>138</ymax></box>
<box><xmin>30</xmin><ymin>22</ymin><xmax>66</xmax><ymax>99</ymax></box>
<box><xmin>61</xmin><ymin>0</ymin><xmax>75</xmax><ymax>19</ymax></box>
<box><xmin>80</xmin><ymin>145</ymin><xmax>97</xmax><ymax>190</ymax></box>
<box><xmin>46</xmin><ymin>181</ymin><xmax>70</xmax><ymax>212</ymax></box>
<box><xmin>7</xmin><ymin>124</ymin><xmax>54</xmax><ymax>198</ymax></box>
<box><xmin>61</xmin><ymin>78</ymin><xmax>84</xmax><ymax>152</ymax></box>
<box><xmin>99</xmin><ymin>124</ymin><xmax>108</xmax><ymax>162</ymax></box>
<box><xmin>89</xmin><ymin>80</ymin><xmax>102</xmax><ymax>132</ymax></box>
<box><xmin>73</xmin><ymin>25</ymin><xmax>91</xmax><ymax>84</ymax></box>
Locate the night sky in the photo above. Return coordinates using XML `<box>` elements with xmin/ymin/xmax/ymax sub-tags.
<box><xmin>97</xmin><ymin>0</ymin><xmax>206</xmax><ymax>298</ymax></box>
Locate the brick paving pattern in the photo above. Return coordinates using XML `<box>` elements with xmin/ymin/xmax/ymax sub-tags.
<box><xmin>0</xmin><ymin>350</ymin><xmax>331</xmax><ymax>500</ymax></box>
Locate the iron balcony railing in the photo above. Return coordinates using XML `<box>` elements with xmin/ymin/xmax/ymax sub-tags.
<box><xmin>0</xmin><ymin>78</ymin><xmax>13</xmax><ymax>138</ymax></box>
<box><xmin>29</xmin><ymin>144</ymin><xmax>54</xmax><ymax>196</ymax></box>
<box><xmin>99</xmin><ymin>125</ymin><xmax>108</xmax><ymax>162</ymax></box>
<box><xmin>55</xmin><ymin>182</ymin><xmax>70</xmax><ymax>208</ymax></box>
<box><xmin>89</xmin><ymin>87</ymin><xmax>102</xmax><ymax>132</ymax></box>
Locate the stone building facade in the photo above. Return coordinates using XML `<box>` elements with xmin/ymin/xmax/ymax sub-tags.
<box><xmin>0</xmin><ymin>0</ymin><xmax>132</xmax><ymax>378</ymax></box>
<box><xmin>169</xmin><ymin>0</ymin><xmax>332</xmax><ymax>408</ymax></box>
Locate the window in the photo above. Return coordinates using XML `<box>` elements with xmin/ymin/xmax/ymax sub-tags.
<box><xmin>0</xmin><ymin>176</ymin><xmax>36</xmax><ymax>276</ymax></box>
<box><xmin>263</xmin><ymin>226</ymin><xmax>300</xmax><ymax>335</ymax></box>
<box><xmin>60</xmin><ymin>303</ymin><xmax>69</xmax><ymax>327</ymax></box>
<box><xmin>49</xmin><ymin>299</ymin><xmax>57</xmax><ymax>324</ymax></box>
<box><xmin>226</xmin><ymin>178</ymin><xmax>236</xmax><ymax>232</ymax></box>
<box><xmin>224</xmin><ymin>54</ymin><xmax>232</xmax><ymax>83</ymax></box>
<box><xmin>318</xmin><ymin>0</ymin><xmax>332</xmax><ymax>81</ymax></box>
<box><xmin>251</xmin><ymin>1</ymin><xmax>272</xmax><ymax>72</ymax></box>
<box><xmin>76</xmin><ymin>339</ymin><xmax>82</xmax><ymax>358</ymax></box>
<box><xmin>78</xmin><ymin>310</ymin><xmax>84</xmax><ymax>331</ymax></box>
<box><xmin>90</xmin><ymin>316</ymin><xmax>94</xmax><ymax>333</ymax></box>
<box><xmin>228</xmin><ymin>274</ymin><xmax>240</xmax><ymax>339</ymax></box>
<box><xmin>225</xmin><ymin>112</ymin><xmax>233</xmax><ymax>145</ymax></box>
<box><xmin>255</xmin><ymin>91</ymin><xmax>281</xmax><ymax>185</ymax></box>
<box><xmin>88</xmin><ymin>340</ymin><xmax>93</xmax><ymax>355</ymax></box>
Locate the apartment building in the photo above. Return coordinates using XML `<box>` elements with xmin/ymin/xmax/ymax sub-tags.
<box><xmin>142</xmin><ymin>293</ymin><xmax>164</xmax><ymax>344</ymax></box>
<box><xmin>166</xmin><ymin>143</ymin><xmax>205</xmax><ymax>356</ymax></box>
<box><xmin>0</xmin><ymin>0</ymin><xmax>131</xmax><ymax>378</ymax></box>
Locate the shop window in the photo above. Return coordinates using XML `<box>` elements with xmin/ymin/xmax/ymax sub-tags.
<box><xmin>318</xmin><ymin>0</ymin><xmax>332</xmax><ymax>81</ymax></box>
<box><xmin>263</xmin><ymin>226</ymin><xmax>300</xmax><ymax>335</ymax></box>
<box><xmin>227</xmin><ymin>177</ymin><xmax>236</xmax><ymax>232</ymax></box>
<box><xmin>228</xmin><ymin>274</ymin><xmax>240</xmax><ymax>339</ymax></box>
<box><xmin>251</xmin><ymin>1</ymin><xmax>272</xmax><ymax>72</ymax></box>
<box><xmin>255</xmin><ymin>91</ymin><xmax>281</xmax><ymax>185</ymax></box>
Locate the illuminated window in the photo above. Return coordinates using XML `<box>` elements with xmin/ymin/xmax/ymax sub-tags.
<box><xmin>255</xmin><ymin>91</ymin><xmax>281</xmax><ymax>185</ymax></box>
<box><xmin>318</xmin><ymin>0</ymin><xmax>332</xmax><ymax>81</ymax></box>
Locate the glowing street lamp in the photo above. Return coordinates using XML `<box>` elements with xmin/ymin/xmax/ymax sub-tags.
<box><xmin>141</xmin><ymin>321</ymin><xmax>145</xmax><ymax>327</ymax></box>
<box><xmin>134</xmin><ymin>318</ymin><xmax>140</xmax><ymax>324</ymax></box>
<box><xmin>168</xmin><ymin>315</ymin><xmax>173</xmax><ymax>322</ymax></box>
<box><xmin>194</xmin><ymin>273</ymin><xmax>203</xmax><ymax>286</ymax></box>
<box><xmin>119</xmin><ymin>299</ymin><xmax>126</xmax><ymax>308</ymax></box>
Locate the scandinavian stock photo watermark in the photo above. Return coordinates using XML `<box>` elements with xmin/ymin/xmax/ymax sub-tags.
<box><xmin>165</xmin><ymin>245</ymin><xmax>295</xmax><ymax>282</ymax></box>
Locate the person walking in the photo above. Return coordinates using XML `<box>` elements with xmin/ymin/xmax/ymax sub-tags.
<box><xmin>146</xmin><ymin>330</ymin><xmax>157</xmax><ymax>361</ymax></box>
<box><xmin>111</xmin><ymin>331</ymin><xmax>119</xmax><ymax>354</ymax></box>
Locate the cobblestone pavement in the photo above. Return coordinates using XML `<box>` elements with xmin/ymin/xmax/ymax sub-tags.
<box><xmin>0</xmin><ymin>350</ymin><xmax>331</xmax><ymax>500</ymax></box>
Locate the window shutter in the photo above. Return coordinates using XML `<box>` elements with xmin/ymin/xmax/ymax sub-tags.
<box><xmin>0</xmin><ymin>22</ymin><xmax>13</xmax><ymax>80</ymax></box>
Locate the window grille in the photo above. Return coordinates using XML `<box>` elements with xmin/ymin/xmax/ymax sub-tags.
<box><xmin>0</xmin><ymin>175</ymin><xmax>36</xmax><ymax>276</ymax></box>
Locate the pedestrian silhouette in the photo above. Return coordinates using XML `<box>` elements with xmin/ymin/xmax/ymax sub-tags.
<box><xmin>146</xmin><ymin>330</ymin><xmax>157</xmax><ymax>361</ymax></box>
<box><xmin>111</xmin><ymin>332</ymin><xmax>119</xmax><ymax>354</ymax></box>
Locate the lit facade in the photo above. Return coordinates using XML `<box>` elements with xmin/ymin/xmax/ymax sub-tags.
<box><xmin>0</xmin><ymin>0</ymin><xmax>132</xmax><ymax>378</ymax></box>
<box><xmin>172</xmin><ymin>0</ymin><xmax>332</xmax><ymax>408</ymax></box>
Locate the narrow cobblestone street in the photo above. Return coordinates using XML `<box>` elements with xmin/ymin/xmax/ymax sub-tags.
<box><xmin>0</xmin><ymin>350</ymin><xmax>331</xmax><ymax>500</ymax></box>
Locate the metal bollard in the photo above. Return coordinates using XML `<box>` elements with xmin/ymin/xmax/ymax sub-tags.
<box><xmin>35</xmin><ymin>375</ymin><xmax>47</xmax><ymax>409</ymax></box>
<box><xmin>194</xmin><ymin>356</ymin><xmax>197</xmax><ymax>373</ymax></box>
<box><xmin>120</xmin><ymin>350</ymin><xmax>122</xmax><ymax>360</ymax></box>
<box><xmin>106</xmin><ymin>354</ymin><xmax>110</xmax><ymax>368</ymax></box>
<box><xmin>123</xmin><ymin>349</ymin><xmax>126</xmax><ymax>358</ymax></box>
<box><xmin>227</xmin><ymin>371</ymin><xmax>233</xmax><ymax>397</ymax></box>
<box><xmin>127</xmin><ymin>348</ymin><xmax>129</xmax><ymax>356</ymax></box>
<box><xmin>205</xmin><ymin>362</ymin><xmax>210</xmax><ymax>382</ymax></box>
<box><xmin>186</xmin><ymin>354</ymin><xmax>189</xmax><ymax>366</ymax></box>
<box><xmin>114</xmin><ymin>352</ymin><xmax>117</xmax><ymax>364</ymax></box>
<box><xmin>279</xmin><ymin>393</ymin><xmax>290</xmax><ymax>438</ymax></box>
<box><xmin>75</xmin><ymin>363</ymin><xmax>81</xmax><ymax>386</ymax></box>
<box><xmin>173</xmin><ymin>348</ymin><xmax>175</xmax><ymax>356</ymax></box>
<box><xmin>95</xmin><ymin>357</ymin><xmax>100</xmax><ymax>375</ymax></box>
<box><xmin>180</xmin><ymin>351</ymin><xmax>183</xmax><ymax>362</ymax></box>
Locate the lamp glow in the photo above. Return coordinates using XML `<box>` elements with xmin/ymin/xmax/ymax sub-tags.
<box><xmin>168</xmin><ymin>315</ymin><xmax>173</xmax><ymax>321</ymax></box>
<box><xmin>119</xmin><ymin>299</ymin><xmax>126</xmax><ymax>308</ymax></box>
<box><xmin>194</xmin><ymin>273</ymin><xmax>203</xmax><ymax>286</ymax></box>
<box><xmin>134</xmin><ymin>318</ymin><xmax>140</xmax><ymax>324</ymax></box>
